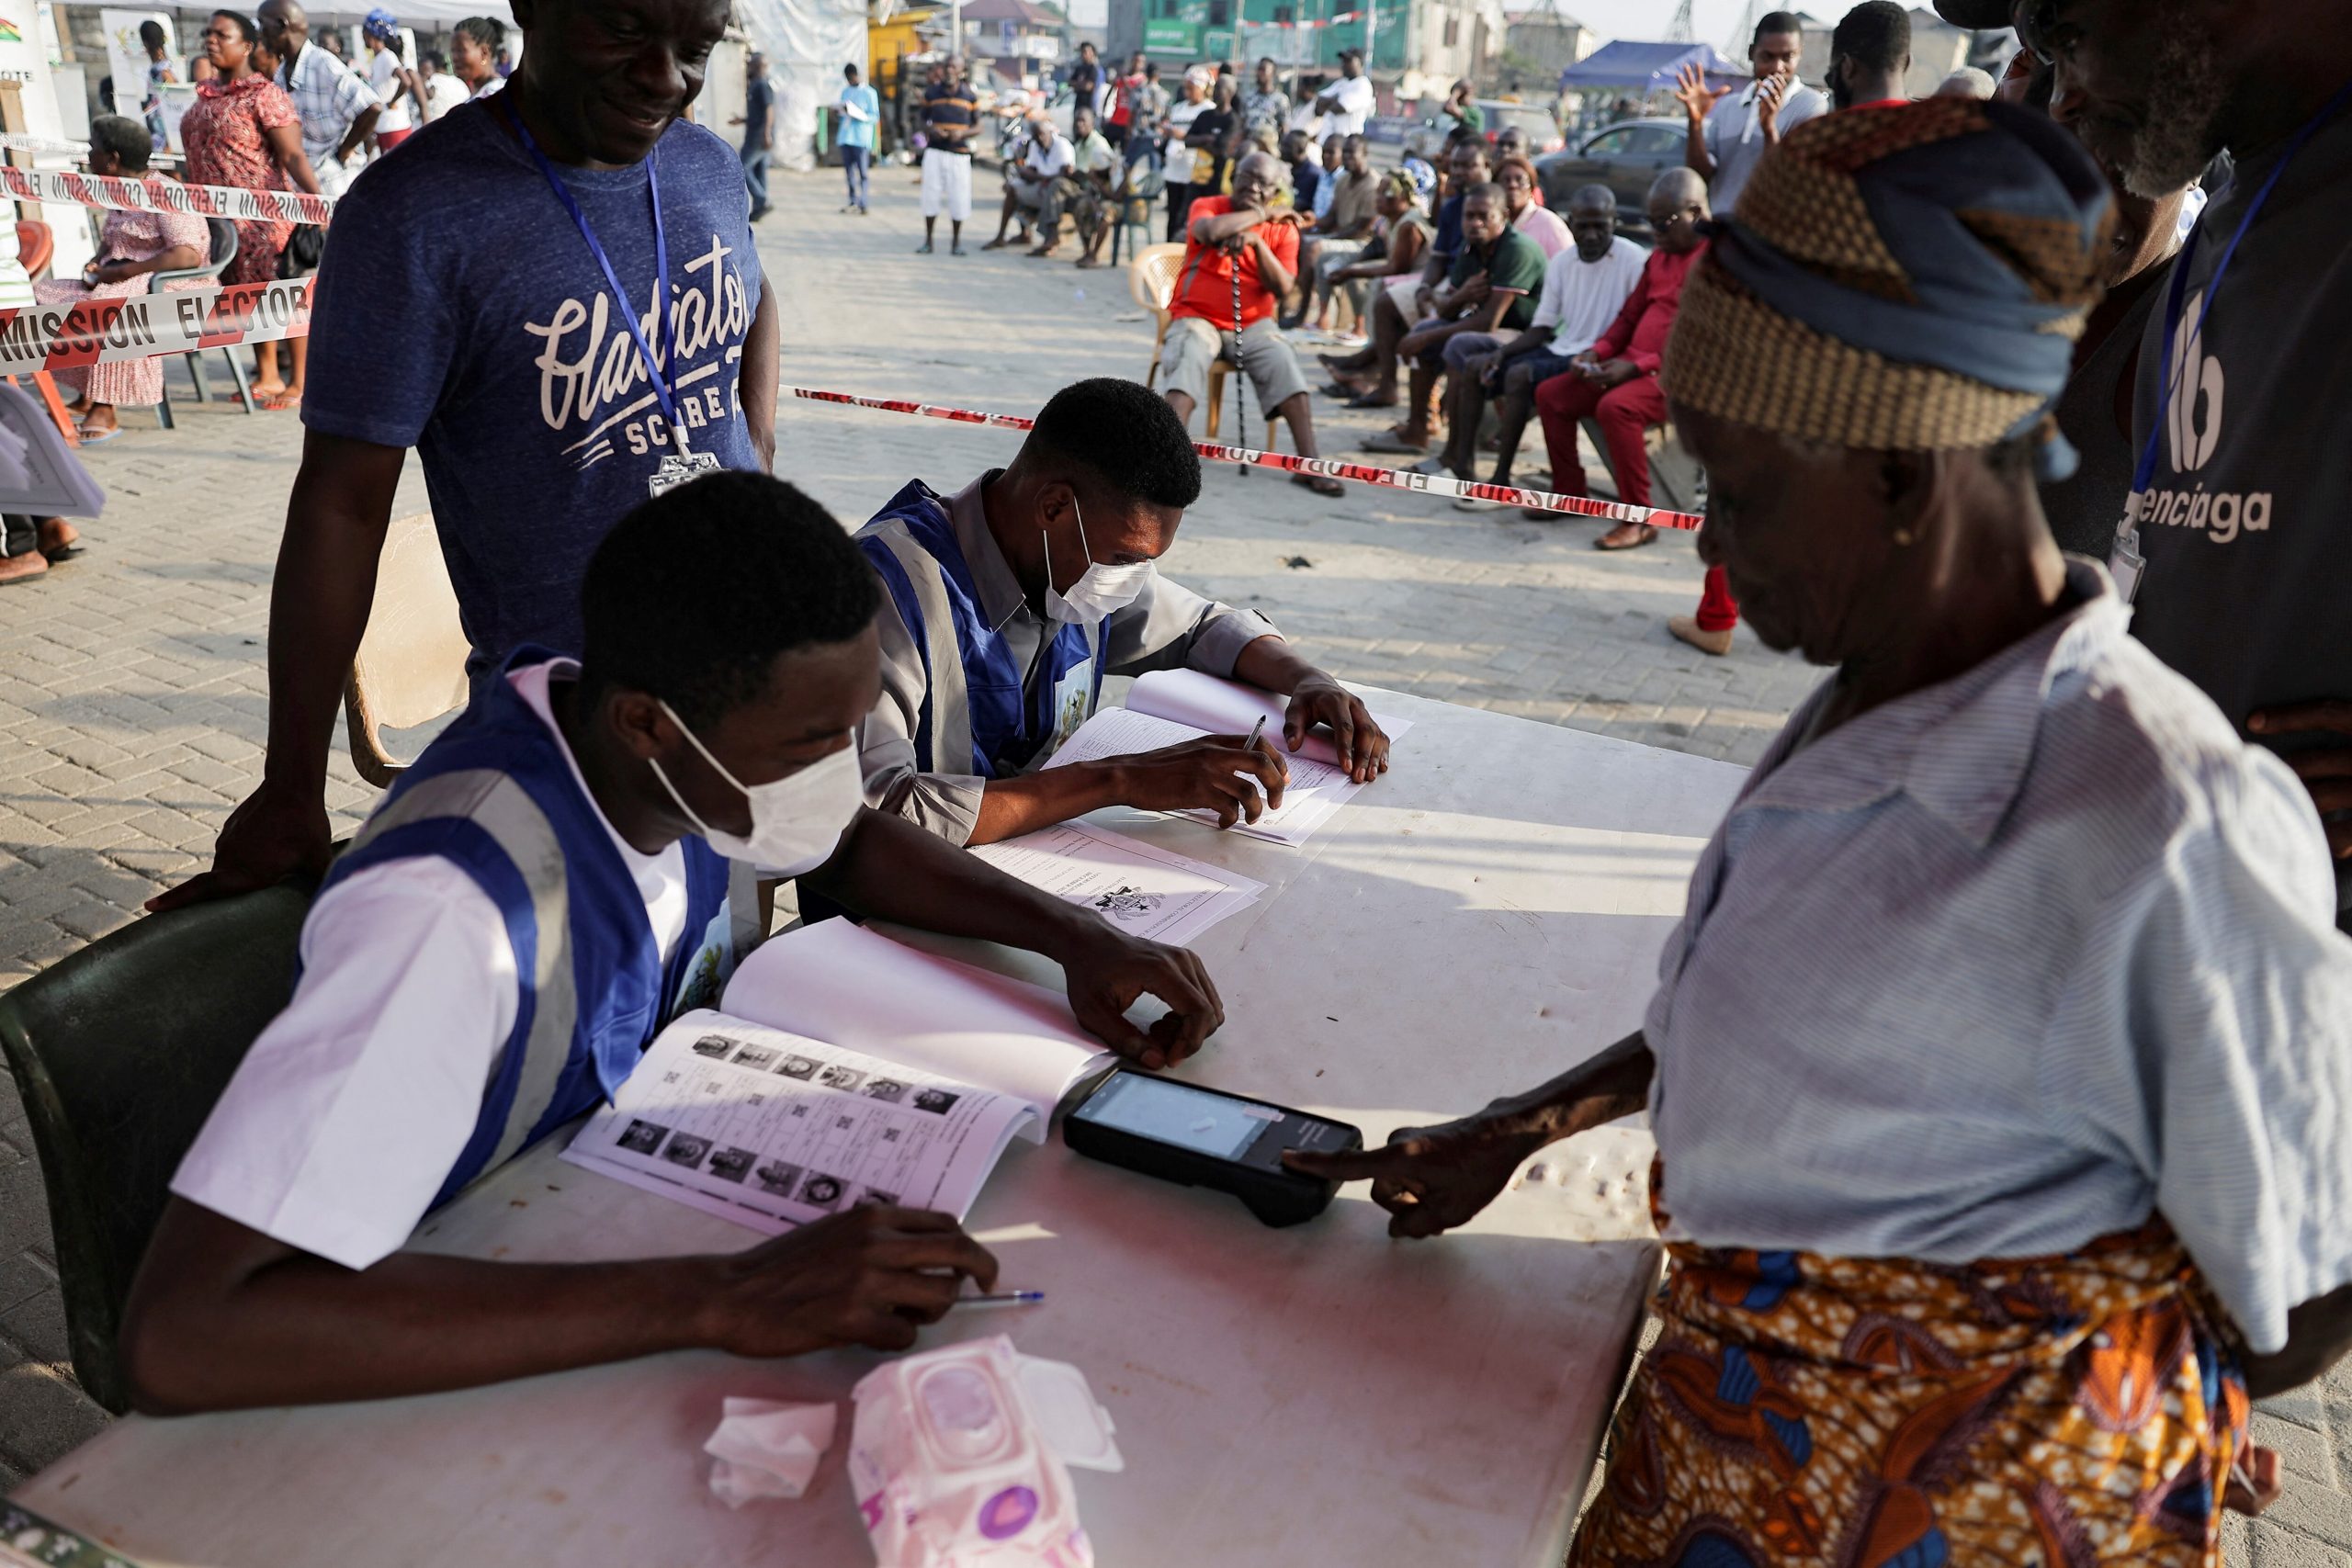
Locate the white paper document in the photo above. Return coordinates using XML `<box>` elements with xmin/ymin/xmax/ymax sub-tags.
<box><xmin>1041</xmin><ymin>671</ymin><xmax>1409</xmax><ymax>846</ymax></box>
<box><xmin>973</xmin><ymin>820</ymin><xmax>1266</xmax><ymax>947</ymax></box>
<box><xmin>563</xmin><ymin>1010</ymin><xmax>1040</xmax><ymax>1235</ymax></box>
<box><xmin>564</xmin><ymin>921</ymin><xmax>1120</xmax><ymax>1233</ymax></box>
<box><xmin>1046</xmin><ymin>706</ymin><xmax>1362</xmax><ymax>846</ymax></box>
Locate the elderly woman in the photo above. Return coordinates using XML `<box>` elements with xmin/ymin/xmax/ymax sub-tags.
<box><xmin>34</xmin><ymin>115</ymin><xmax>209</xmax><ymax>444</ymax></box>
<box><xmin>1292</xmin><ymin>100</ymin><xmax>2352</xmax><ymax>1566</ymax></box>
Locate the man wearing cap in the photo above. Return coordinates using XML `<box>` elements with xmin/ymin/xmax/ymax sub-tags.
<box><xmin>1670</xmin><ymin>10</ymin><xmax>1826</xmax><ymax>214</ymax></box>
<box><xmin>1940</xmin><ymin>0</ymin><xmax>2352</xmax><ymax>926</ymax></box>
<box><xmin>1311</xmin><ymin>50</ymin><xmax>1374</xmax><ymax>137</ymax></box>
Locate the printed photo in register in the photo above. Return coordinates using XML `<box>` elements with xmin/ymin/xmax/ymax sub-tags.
<box><xmin>913</xmin><ymin>1089</ymin><xmax>960</xmax><ymax>1115</ymax></box>
<box><xmin>776</xmin><ymin>1054</ymin><xmax>820</xmax><ymax>1080</ymax></box>
<box><xmin>819</xmin><ymin>1065</ymin><xmax>866</xmax><ymax>1092</ymax></box>
<box><xmin>691</xmin><ymin>1034</ymin><xmax>735</xmax><ymax>1059</ymax></box>
<box><xmin>730</xmin><ymin>1044</ymin><xmax>779</xmax><ymax>1072</ymax></box>
<box><xmin>797</xmin><ymin>1171</ymin><xmax>848</xmax><ymax>1211</ymax></box>
<box><xmin>662</xmin><ymin>1134</ymin><xmax>712</xmax><ymax>1168</ymax></box>
<box><xmin>707</xmin><ymin>1145</ymin><xmax>755</xmax><ymax>1184</ymax></box>
<box><xmin>862</xmin><ymin>1077</ymin><xmax>908</xmax><ymax>1104</ymax></box>
<box><xmin>755</xmin><ymin>1158</ymin><xmax>805</xmax><ymax>1196</ymax></box>
<box><xmin>616</xmin><ymin>1120</ymin><xmax>670</xmax><ymax>1155</ymax></box>
<box><xmin>1091</xmin><ymin>885</ymin><xmax>1166</xmax><ymax>922</ymax></box>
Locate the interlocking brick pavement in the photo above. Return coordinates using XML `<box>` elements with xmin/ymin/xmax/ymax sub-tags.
<box><xmin>0</xmin><ymin>161</ymin><xmax>2334</xmax><ymax>1567</ymax></box>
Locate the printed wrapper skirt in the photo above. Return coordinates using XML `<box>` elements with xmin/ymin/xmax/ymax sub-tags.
<box><xmin>1571</xmin><ymin>1177</ymin><xmax>2248</xmax><ymax>1568</ymax></box>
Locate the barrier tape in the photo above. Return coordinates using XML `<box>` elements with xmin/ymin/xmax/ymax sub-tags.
<box><xmin>0</xmin><ymin>166</ymin><xmax>332</xmax><ymax>227</ymax></box>
<box><xmin>786</xmin><ymin>387</ymin><xmax>1705</xmax><ymax>530</ymax></box>
<box><xmin>0</xmin><ymin>276</ymin><xmax>311</xmax><ymax>375</ymax></box>
<box><xmin>0</xmin><ymin>133</ymin><xmax>181</xmax><ymax>164</ymax></box>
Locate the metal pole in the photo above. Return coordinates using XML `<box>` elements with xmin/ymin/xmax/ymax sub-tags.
<box><xmin>1362</xmin><ymin>0</ymin><xmax>1377</xmax><ymax>78</ymax></box>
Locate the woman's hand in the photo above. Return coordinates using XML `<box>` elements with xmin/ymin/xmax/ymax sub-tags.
<box><xmin>1285</xmin><ymin>1111</ymin><xmax>1546</xmax><ymax>1237</ymax></box>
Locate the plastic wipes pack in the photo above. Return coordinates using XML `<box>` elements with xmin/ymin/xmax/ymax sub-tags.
<box><xmin>848</xmin><ymin>1336</ymin><xmax>1124</xmax><ymax>1567</ymax></box>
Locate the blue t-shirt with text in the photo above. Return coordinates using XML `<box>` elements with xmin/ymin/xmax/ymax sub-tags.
<box><xmin>302</xmin><ymin>101</ymin><xmax>763</xmax><ymax>679</ymax></box>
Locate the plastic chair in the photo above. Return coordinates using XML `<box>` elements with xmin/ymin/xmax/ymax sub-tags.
<box><xmin>1106</xmin><ymin>164</ymin><xmax>1162</xmax><ymax>267</ymax></box>
<box><xmin>14</xmin><ymin>220</ymin><xmax>51</xmax><ymax>279</ymax></box>
<box><xmin>0</xmin><ymin>883</ymin><xmax>313</xmax><ymax>1414</ymax></box>
<box><xmin>344</xmin><ymin>511</ymin><xmax>469</xmax><ymax>788</ymax></box>
<box><xmin>154</xmin><ymin>218</ymin><xmax>256</xmax><ymax>428</ymax></box>
<box><xmin>1126</xmin><ymin>242</ymin><xmax>1281</xmax><ymax>451</ymax></box>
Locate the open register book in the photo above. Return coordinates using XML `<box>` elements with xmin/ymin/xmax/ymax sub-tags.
<box><xmin>561</xmin><ymin>919</ymin><xmax>1112</xmax><ymax>1234</ymax></box>
<box><xmin>1045</xmin><ymin>670</ymin><xmax>1411</xmax><ymax>846</ymax></box>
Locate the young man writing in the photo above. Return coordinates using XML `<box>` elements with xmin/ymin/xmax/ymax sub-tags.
<box><xmin>120</xmin><ymin>474</ymin><xmax>1227</xmax><ymax>1414</ymax></box>
<box><xmin>856</xmin><ymin>378</ymin><xmax>1390</xmax><ymax>848</ymax></box>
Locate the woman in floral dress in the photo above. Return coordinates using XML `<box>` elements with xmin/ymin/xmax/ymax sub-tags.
<box><xmin>32</xmin><ymin>116</ymin><xmax>210</xmax><ymax>441</ymax></box>
<box><xmin>178</xmin><ymin>7</ymin><xmax>320</xmax><ymax>406</ymax></box>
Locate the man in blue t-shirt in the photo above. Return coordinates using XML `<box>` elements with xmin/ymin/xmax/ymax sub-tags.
<box><xmin>156</xmin><ymin>0</ymin><xmax>781</xmax><ymax>913</ymax></box>
<box><xmin>736</xmin><ymin>51</ymin><xmax>776</xmax><ymax>221</ymax></box>
<box><xmin>837</xmin><ymin>62</ymin><xmax>878</xmax><ymax>215</ymax></box>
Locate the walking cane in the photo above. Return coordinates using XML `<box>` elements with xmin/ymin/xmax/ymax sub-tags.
<box><xmin>1226</xmin><ymin>230</ymin><xmax>1251</xmax><ymax>476</ymax></box>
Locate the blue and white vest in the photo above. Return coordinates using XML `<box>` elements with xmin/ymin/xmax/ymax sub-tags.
<box><xmin>857</xmin><ymin>480</ymin><xmax>1103</xmax><ymax>779</ymax></box>
<box><xmin>317</xmin><ymin>648</ymin><xmax>735</xmax><ymax>1206</ymax></box>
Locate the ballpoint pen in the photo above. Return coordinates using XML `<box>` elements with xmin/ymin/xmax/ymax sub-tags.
<box><xmin>951</xmin><ymin>1291</ymin><xmax>1047</xmax><ymax>1310</ymax></box>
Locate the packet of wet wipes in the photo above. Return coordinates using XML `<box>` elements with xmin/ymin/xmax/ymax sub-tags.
<box><xmin>847</xmin><ymin>1335</ymin><xmax>1123</xmax><ymax>1567</ymax></box>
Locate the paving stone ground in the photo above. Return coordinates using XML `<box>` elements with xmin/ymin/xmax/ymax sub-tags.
<box><xmin>0</xmin><ymin>161</ymin><xmax>2339</xmax><ymax>1562</ymax></box>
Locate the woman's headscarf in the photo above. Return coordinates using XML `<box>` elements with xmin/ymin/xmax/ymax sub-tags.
<box><xmin>1665</xmin><ymin>98</ymin><xmax>2114</xmax><ymax>472</ymax></box>
<box><xmin>1399</xmin><ymin>155</ymin><xmax>1437</xmax><ymax>205</ymax></box>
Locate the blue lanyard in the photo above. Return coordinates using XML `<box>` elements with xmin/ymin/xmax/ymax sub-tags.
<box><xmin>2131</xmin><ymin>76</ymin><xmax>2352</xmax><ymax>502</ymax></box>
<box><xmin>503</xmin><ymin>98</ymin><xmax>684</xmax><ymax>446</ymax></box>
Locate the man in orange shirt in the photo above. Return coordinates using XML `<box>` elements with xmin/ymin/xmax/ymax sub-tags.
<box><xmin>1159</xmin><ymin>151</ymin><xmax>1349</xmax><ymax>497</ymax></box>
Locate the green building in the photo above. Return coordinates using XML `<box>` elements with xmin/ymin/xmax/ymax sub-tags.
<box><xmin>1118</xmin><ymin>0</ymin><xmax>1412</xmax><ymax>74</ymax></box>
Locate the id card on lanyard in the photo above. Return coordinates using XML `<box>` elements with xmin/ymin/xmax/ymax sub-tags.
<box><xmin>2116</xmin><ymin>76</ymin><xmax>2352</xmax><ymax>606</ymax></box>
<box><xmin>503</xmin><ymin>99</ymin><xmax>723</xmax><ymax>499</ymax></box>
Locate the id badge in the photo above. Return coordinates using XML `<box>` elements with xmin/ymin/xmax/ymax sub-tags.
<box><xmin>649</xmin><ymin>449</ymin><xmax>723</xmax><ymax>499</ymax></box>
<box><xmin>2109</xmin><ymin>525</ymin><xmax>2145</xmax><ymax>610</ymax></box>
<box><xmin>1050</xmin><ymin>657</ymin><xmax>1098</xmax><ymax>748</ymax></box>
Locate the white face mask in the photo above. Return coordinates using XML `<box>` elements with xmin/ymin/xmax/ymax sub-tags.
<box><xmin>647</xmin><ymin>700</ymin><xmax>864</xmax><ymax>875</ymax></box>
<box><xmin>1042</xmin><ymin>497</ymin><xmax>1154</xmax><ymax>626</ymax></box>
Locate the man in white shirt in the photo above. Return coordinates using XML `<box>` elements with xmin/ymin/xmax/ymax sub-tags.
<box><xmin>360</xmin><ymin>10</ymin><xmax>415</xmax><ymax>152</ymax></box>
<box><xmin>1434</xmin><ymin>184</ymin><xmax>1646</xmax><ymax>503</ymax></box>
<box><xmin>119</xmin><ymin>473</ymin><xmax>1227</xmax><ymax>1413</ymax></box>
<box><xmin>1036</xmin><ymin>103</ymin><xmax>1116</xmax><ymax>260</ymax></box>
<box><xmin>1672</xmin><ymin>10</ymin><xmax>1827</xmax><ymax>215</ymax></box>
<box><xmin>1311</xmin><ymin>49</ymin><xmax>1375</xmax><ymax>137</ymax></box>
<box><xmin>984</xmin><ymin>112</ymin><xmax>1073</xmax><ymax>250</ymax></box>
<box><xmin>260</xmin><ymin>0</ymin><xmax>381</xmax><ymax>198</ymax></box>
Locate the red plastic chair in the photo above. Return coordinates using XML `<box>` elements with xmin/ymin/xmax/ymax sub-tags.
<box><xmin>15</xmin><ymin>220</ymin><xmax>52</xmax><ymax>280</ymax></box>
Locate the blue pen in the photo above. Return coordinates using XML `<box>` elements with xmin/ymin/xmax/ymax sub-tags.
<box><xmin>952</xmin><ymin>1291</ymin><xmax>1046</xmax><ymax>1310</ymax></box>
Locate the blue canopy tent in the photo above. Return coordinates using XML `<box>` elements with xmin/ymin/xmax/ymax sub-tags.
<box><xmin>1559</xmin><ymin>40</ymin><xmax>1747</xmax><ymax>93</ymax></box>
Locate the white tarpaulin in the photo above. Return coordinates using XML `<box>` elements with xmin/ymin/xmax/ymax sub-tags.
<box><xmin>1</xmin><ymin>0</ymin><xmax>97</xmax><ymax>276</ymax></box>
<box><xmin>733</xmin><ymin>0</ymin><xmax>864</xmax><ymax>172</ymax></box>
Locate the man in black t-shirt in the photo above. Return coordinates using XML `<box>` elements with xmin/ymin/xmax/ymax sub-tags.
<box><xmin>1934</xmin><ymin>0</ymin><xmax>2352</xmax><ymax>927</ymax></box>
<box><xmin>1068</xmin><ymin>41</ymin><xmax>1102</xmax><ymax>119</ymax></box>
<box><xmin>919</xmin><ymin>59</ymin><xmax>977</xmax><ymax>255</ymax></box>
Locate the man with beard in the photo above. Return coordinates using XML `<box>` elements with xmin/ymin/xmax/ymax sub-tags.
<box><xmin>1936</xmin><ymin>0</ymin><xmax>2352</xmax><ymax>924</ymax></box>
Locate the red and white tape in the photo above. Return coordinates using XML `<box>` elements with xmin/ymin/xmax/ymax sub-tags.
<box><xmin>0</xmin><ymin>277</ymin><xmax>311</xmax><ymax>376</ymax></box>
<box><xmin>0</xmin><ymin>166</ymin><xmax>332</xmax><ymax>227</ymax></box>
<box><xmin>786</xmin><ymin>387</ymin><xmax>1704</xmax><ymax>529</ymax></box>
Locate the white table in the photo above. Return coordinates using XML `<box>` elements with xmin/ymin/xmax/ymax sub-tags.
<box><xmin>14</xmin><ymin>691</ymin><xmax>1747</xmax><ymax>1567</ymax></box>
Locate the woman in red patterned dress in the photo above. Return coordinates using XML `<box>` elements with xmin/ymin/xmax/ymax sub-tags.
<box><xmin>179</xmin><ymin>6</ymin><xmax>320</xmax><ymax>407</ymax></box>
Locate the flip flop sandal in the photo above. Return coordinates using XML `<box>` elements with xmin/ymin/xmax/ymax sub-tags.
<box><xmin>1361</xmin><ymin>433</ymin><xmax>1429</xmax><ymax>455</ymax></box>
<box><xmin>74</xmin><ymin>426</ymin><xmax>122</xmax><ymax>446</ymax></box>
<box><xmin>1593</xmin><ymin>525</ymin><xmax>1658</xmax><ymax>551</ymax></box>
<box><xmin>1344</xmin><ymin>392</ymin><xmax>1399</xmax><ymax>410</ymax></box>
<box><xmin>1293</xmin><ymin>472</ymin><xmax>1346</xmax><ymax>496</ymax></box>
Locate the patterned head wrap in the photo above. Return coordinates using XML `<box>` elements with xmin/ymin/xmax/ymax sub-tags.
<box><xmin>1399</xmin><ymin>156</ymin><xmax>1438</xmax><ymax>203</ymax></box>
<box><xmin>1665</xmin><ymin>99</ymin><xmax>2114</xmax><ymax>474</ymax></box>
<box><xmin>363</xmin><ymin>7</ymin><xmax>400</xmax><ymax>41</ymax></box>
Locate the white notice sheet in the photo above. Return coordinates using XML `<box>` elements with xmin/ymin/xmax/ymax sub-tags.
<box><xmin>973</xmin><ymin>821</ymin><xmax>1266</xmax><ymax>947</ymax></box>
<box><xmin>1045</xmin><ymin>707</ymin><xmax>1363</xmax><ymax>846</ymax></box>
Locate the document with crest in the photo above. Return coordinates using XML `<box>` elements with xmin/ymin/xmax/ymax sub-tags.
<box><xmin>972</xmin><ymin>820</ymin><xmax>1265</xmax><ymax>947</ymax></box>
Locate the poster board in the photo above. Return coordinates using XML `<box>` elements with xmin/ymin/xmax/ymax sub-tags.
<box><xmin>99</xmin><ymin>6</ymin><xmax>177</xmax><ymax>144</ymax></box>
<box><xmin>0</xmin><ymin>0</ymin><xmax>96</xmax><ymax>275</ymax></box>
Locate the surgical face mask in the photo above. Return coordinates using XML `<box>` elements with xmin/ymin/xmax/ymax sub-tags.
<box><xmin>646</xmin><ymin>700</ymin><xmax>863</xmax><ymax>874</ymax></box>
<box><xmin>1041</xmin><ymin>498</ymin><xmax>1154</xmax><ymax>626</ymax></box>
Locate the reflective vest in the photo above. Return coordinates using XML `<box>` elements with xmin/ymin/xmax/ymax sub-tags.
<box><xmin>857</xmin><ymin>479</ymin><xmax>1102</xmax><ymax>778</ymax></box>
<box><xmin>315</xmin><ymin>648</ymin><xmax>735</xmax><ymax>1206</ymax></box>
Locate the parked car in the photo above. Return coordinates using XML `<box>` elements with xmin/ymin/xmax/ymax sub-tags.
<box><xmin>1389</xmin><ymin>99</ymin><xmax>1568</xmax><ymax>164</ymax></box>
<box><xmin>1532</xmin><ymin>118</ymin><xmax>1687</xmax><ymax>237</ymax></box>
<box><xmin>1475</xmin><ymin>99</ymin><xmax>1566</xmax><ymax>156</ymax></box>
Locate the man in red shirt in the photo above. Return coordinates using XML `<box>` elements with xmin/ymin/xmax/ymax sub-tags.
<box><xmin>1532</xmin><ymin>167</ymin><xmax>1710</xmax><ymax>554</ymax></box>
<box><xmin>1160</xmin><ymin>151</ymin><xmax>1349</xmax><ymax>496</ymax></box>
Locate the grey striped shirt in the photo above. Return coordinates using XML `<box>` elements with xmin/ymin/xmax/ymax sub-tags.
<box><xmin>1645</xmin><ymin>560</ymin><xmax>2352</xmax><ymax>1354</ymax></box>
